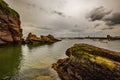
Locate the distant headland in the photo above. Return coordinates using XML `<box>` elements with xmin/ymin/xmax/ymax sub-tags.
<box><xmin>60</xmin><ymin>35</ymin><xmax>120</xmax><ymax>40</ymax></box>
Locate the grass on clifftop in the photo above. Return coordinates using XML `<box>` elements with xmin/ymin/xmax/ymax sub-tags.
<box><xmin>0</xmin><ymin>0</ymin><xmax>19</xmax><ymax>18</ymax></box>
<box><xmin>69</xmin><ymin>44</ymin><xmax>115</xmax><ymax>69</ymax></box>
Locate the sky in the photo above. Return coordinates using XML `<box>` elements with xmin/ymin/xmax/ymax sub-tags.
<box><xmin>5</xmin><ymin>0</ymin><xmax>120</xmax><ymax>37</ymax></box>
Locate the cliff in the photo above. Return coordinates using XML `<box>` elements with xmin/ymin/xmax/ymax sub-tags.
<box><xmin>52</xmin><ymin>44</ymin><xmax>120</xmax><ymax>80</ymax></box>
<box><xmin>0</xmin><ymin>0</ymin><xmax>22</xmax><ymax>45</ymax></box>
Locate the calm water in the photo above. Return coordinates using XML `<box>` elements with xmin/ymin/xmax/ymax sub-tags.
<box><xmin>0</xmin><ymin>39</ymin><xmax>120</xmax><ymax>80</ymax></box>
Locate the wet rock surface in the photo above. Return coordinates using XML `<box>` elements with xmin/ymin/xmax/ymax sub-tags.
<box><xmin>52</xmin><ymin>44</ymin><xmax>120</xmax><ymax>80</ymax></box>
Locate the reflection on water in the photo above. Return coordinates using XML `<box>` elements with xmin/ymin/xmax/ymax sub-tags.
<box><xmin>0</xmin><ymin>39</ymin><xmax>120</xmax><ymax>80</ymax></box>
<box><xmin>0</xmin><ymin>45</ymin><xmax>22</xmax><ymax>79</ymax></box>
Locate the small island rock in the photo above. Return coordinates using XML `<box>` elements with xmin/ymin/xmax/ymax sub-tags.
<box><xmin>26</xmin><ymin>32</ymin><xmax>60</xmax><ymax>44</ymax></box>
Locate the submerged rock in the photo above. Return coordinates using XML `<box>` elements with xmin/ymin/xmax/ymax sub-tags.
<box><xmin>52</xmin><ymin>44</ymin><xmax>120</xmax><ymax>80</ymax></box>
<box><xmin>0</xmin><ymin>0</ymin><xmax>22</xmax><ymax>45</ymax></box>
<box><xmin>26</xmin><ymin>32</ymin><xmax>60</xmax><ymax>44</ymax></box>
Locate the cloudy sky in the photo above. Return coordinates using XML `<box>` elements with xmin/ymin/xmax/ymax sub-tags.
<box><xmin>5</xmin><ymin>0</ymin><xmax>120</xmax><ymax>37</ymax></box>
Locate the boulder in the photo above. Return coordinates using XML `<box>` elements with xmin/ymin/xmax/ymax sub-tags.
<box><xmin>52</xmin><ymin>44</ymin><xmax>120</xmax><ymax>80</ymax></box>
<box><xmin>0</xmin><ymin>0</ymin><xmax>22</xmax><ymax>45</ymax></box>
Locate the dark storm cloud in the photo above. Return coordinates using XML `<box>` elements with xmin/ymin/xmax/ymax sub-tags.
<box><xmin>87</xmin><ymin>6</ymin><xmax>111</xmax><ymax>21</ymax></box>
<box><xmin>87</xmin><ymin>6</ymin><xmax>120</xmax><ymax>26</ymax></box>
<box><xmin>52</xmin><ymin>10</ymin><xmax>66</xmax><ymax>17</ymax></box>
<box><xmin>103</xmin><ymin>12</ymin><xmax>120</xmax><ymax>26</ymax></box>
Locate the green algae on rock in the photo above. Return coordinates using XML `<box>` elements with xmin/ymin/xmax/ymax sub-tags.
<box><xmin>52</xmin><ymin>44</ymin><xmax>120</xmax><ymax>80</ymax></box>
<box><xmin>67</xmin><ymin>44</ymin><xmax>120</xmax><ymax>62</ymax></box>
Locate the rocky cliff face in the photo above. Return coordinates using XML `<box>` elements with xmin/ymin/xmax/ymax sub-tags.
<box><xmin>0</xmin><ymin>0</ymin><xmax>22</xmax><ymax>45</ymax></box>
<box><xmin>52</xmin><ymin>44</ymin><xmax>120</xmax><ymax>80</ymax></box>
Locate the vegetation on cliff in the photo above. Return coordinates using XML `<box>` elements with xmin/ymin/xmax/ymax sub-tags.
<box><xmin>0</xmin><ymin>0</ymin><xmax>19</xmax><ymax>19</ymax></box>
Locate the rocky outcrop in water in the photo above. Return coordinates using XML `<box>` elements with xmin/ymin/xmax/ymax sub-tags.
<box><xmin>26</xmin><ymin>32</ymin><xmax>60</xmax><ymax>44</ymax></box>
<box><xmin>0</xmin><ymin>0</ymin><xmax>22</xmax><ymax>45</ymax></box>
<box><xmin>52</xmin><ymin>44</ymin><xmax>120</xmax><ymax>80</ymax></box>
<box><xmin>26</xmin><ymin>32</ymin><xmax>41</xmax><ymax>44</ymax></box>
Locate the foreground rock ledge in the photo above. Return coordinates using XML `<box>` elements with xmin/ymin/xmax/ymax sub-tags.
<box><xmin>52</xmin><ymin>44</ymin><xmax>120</xmax><ymax>80</ymax></box>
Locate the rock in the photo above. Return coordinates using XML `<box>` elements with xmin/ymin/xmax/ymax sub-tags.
<box><xmin>40</xmin><ymin>34</ymin><xmax>61</xmax><ymax>43</ymax></box>
<box><xmin>0</xmin><ymin>0</ymin><xmax>22</xmax><ymax>45</ymax></box>
<box><xmin>52</xmin><ymin>44</ymin><xmax>120</xmax><ymax>80</ymax></box>
<box><xmin>26</xmin><ymin>33</ymin><xmax>60</xmax><ymax>44</ymax></box>
<box><xmin>32</xmin><ymin>76</ymin><xmax>52</xmax><ymax>80</ymax></box>
<box><xmin>26</xmin><ymin>32</ymin><xmax>41</xmax><ymax>44</ymax></box>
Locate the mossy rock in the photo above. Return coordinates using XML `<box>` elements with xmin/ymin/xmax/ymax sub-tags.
<box><xmin>67</xmin><ymin>43</ymin><xmax>120</xmax><ymax>62</ymax></box>
<box><xmin>53</xmin><ymin>44</ymin><xmax>120</xmax><ymax>80</ymax></box>
<box><xmin>32</xmin><ymin>76</ymin><xmax>52</xmax><ymax>80</ymax></box>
